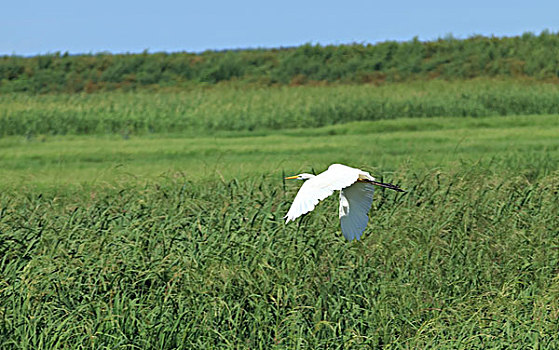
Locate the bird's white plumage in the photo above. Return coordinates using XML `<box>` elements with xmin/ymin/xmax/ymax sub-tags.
<box><xmin>339</xmin><ymin>182</ymin><xmax>375</xmax><ymax>240</ymax></box>
<box><xmin>284</xmin><ymin>164</ymin><xmax>360</xmax><ymax>222</ymax></box>
<box><xmin>284</xmin><ymin>164</ymin><xmax>376</xmax><ymax>240</ymax></box>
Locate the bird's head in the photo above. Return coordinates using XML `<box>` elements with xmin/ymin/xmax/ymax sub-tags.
<box><xmin>285</xmin><ymin>173</ymin><xmax>315</xmax><ymax>181</ymax></box>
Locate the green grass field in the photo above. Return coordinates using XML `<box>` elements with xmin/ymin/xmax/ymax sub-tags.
<box><xmin>1</xmin><ymin>114</ymin><xmax>557</xmax><ymax>189</ymax></box>
<box><xmin>2</xmin><ymin>79</ymin><xmax>559</xmax><ymax>137</ymax></box>
<box><xmin>1</xmin><ymin>85</ymin><xmax>559</xmax><ymax>348</ymax></box>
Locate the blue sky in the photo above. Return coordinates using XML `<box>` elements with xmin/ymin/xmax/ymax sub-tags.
<box><xmin>2</xmin><ymin>0</ymin><xmax>558</xmax><ymax>56</ymax></box>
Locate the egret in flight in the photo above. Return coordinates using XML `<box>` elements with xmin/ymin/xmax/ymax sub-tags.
<box><xmin>284</xmin><ymin>164</ymin><xmax>404</xmax><ymax>241</ymax></box>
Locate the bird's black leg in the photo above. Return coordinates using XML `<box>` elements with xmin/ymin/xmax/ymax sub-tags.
<box><xmin>368</xmin><ymin>180</ymin><xmax>406</xmax><ymax>192</ymax></box>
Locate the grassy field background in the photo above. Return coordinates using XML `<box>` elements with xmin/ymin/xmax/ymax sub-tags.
<box><xmin>0</xmin><ymin>113</ymin><xmax>557</xmax><ymax>189</ymax></box>
<box><xmin>2</xmin><ymin>79</ymin><xmax>559</xmax><ymax>136</ymax></box>
<box><xmin>1</xmin><ymin>81</ymin><xmax>559</xmax><ymax>348</ymax></box>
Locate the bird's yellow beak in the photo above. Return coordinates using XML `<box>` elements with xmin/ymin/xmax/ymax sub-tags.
<box><xmin>284</xmin><ymin>175</ymin><xmax>298</xmax><ymax>180</ymax></box>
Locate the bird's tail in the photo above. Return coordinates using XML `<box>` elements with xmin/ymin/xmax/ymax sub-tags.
<box><xmin>369</xmin><ymin>180</ymin><xmax>405</xmax><ymax>192</ymax></box>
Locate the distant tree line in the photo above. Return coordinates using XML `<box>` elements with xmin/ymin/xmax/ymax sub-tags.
<box><xmin>1</xmin><ymin>31</ymin><xmax>558</xmax><ymax>93</ymax></box>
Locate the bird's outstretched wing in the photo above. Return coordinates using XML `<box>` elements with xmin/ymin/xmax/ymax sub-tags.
<box><xmin>284</xmin><ymin>164</ymin><xmax>362</xmax><ymax>223</ymax></box>
<box><xmin>339</xmin><ymin>182</ymin><xmax>375</xmax><ymax>241</ymax></box>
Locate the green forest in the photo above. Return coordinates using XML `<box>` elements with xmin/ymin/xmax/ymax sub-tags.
<box><xmin>1</xmin><ymin>31</ymin><xmax>559</xmax><ymax>93</ymax></box>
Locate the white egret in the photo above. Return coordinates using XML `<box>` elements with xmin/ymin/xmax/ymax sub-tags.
<box><xmin>284</xmin><ymin>164</ymin><xmax>404</xmax><ymax>241</ymax></box>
